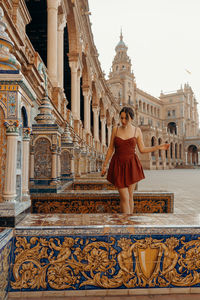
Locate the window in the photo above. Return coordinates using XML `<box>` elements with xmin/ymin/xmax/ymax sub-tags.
<box><xmin>172</xmin><ymin>110</ymin><xmax>176</xmax><ymax>116</ymax></box>
<box><xmin>168</xmin><ymin>110</ymin><xmax>171</xmax><ymax>117</ymax></box>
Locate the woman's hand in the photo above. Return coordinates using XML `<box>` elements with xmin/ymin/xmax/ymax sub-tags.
<box><xmin>159</xmin><ymin>143</ymin><xmax>170</xmax><ymax>150</ymax></box>
<box><xmin>101</xmin><ymin>166</ymin><xmax>107</xmax><ymax>177</ymax></box>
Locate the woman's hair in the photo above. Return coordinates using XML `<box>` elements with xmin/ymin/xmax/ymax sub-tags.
<box><xmin>120</xmin><ymin>106</ymin><xmax>134</xmax><ymax>120</ymax></box>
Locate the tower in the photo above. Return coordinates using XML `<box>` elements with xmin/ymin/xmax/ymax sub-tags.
<box><xmin>107</xmin><ymin>30</ymin><xmax>135</xmax><ymax>107</ymax></box>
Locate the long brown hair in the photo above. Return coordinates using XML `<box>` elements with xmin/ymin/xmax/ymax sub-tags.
<box><xmin>120</xmin><ymin>107</ymin><xmax>134</xmax><ymax>120</ymax></box>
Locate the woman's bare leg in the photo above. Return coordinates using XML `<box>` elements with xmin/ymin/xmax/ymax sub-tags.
<box><xmin>118</xmin><ymin>187</ymin><xmax>130</xmax><ymax>213</ymax></box>
<box><xmin>128</xmin><ymin>183</ymin><xmax>136</xmax><ymax>213</ymax></box>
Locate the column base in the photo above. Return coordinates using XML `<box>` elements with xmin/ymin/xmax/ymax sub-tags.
<box><xmin>2</xmin><ymin>193</ymin><xmax>17</xmax><ymax>202</ymax></box>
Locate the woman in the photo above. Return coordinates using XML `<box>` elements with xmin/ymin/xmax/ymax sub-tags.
<box><xmin>101</xmin><ymin>106</ymin><xmax>170</xmax><ymax>214</ymax></box>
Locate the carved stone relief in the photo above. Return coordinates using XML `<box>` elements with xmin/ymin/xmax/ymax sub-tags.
<box><xmin>34</xmin><ymin>138</ymin><xmax>52</xmax><ymax>179</ymax></box>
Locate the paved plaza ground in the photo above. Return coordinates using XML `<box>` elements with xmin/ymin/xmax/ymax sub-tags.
<box><xmin>139</xmin><ymin>169</ymin><xmax>200</xmax><ymax>214</ymax></box>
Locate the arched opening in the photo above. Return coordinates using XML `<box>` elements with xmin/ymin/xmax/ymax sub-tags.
<box><xmin>167</xmin><ymin>122</ymin><xmax>177</xmax><ymax>135</ymax></box>
<box><xmin>170</xmin><ymin>143</ymin><xmax>173</xmax><ymax>159</ymax></box>
<box><xmin>25</xmin><ymin>0</ymin><xmax>47</xmax><ymax>66</ymax></box>
<box><xmin>175</xmin><ymin>143</ymin><xmax>178</xmax><ymax>159</ymax></box>
<box><xmin>64</xmin><ymin>26</ymin><xmax>71</xmax><ymax>109</ymax></box>
<box><xmin>80</xmin><ymin>77</ymin><xmax>84</xmax><ymax>124</ymax></box>
<box><xmin>188</xmin><ymin>144</ymin><xmax>198</xmax><ymax>165</ymax></box>
<box><xmin>21</xmin><ymin>106</ymin><xmax>28</xmax><ymax>128</ymax></box>
<box><xmin>179</xmin><ymin>144</ymin><xmax>182</xmax><ymax>160</ymax></box>
<box><xmin>151</xmin><ymin>137</ymin><xmax>156</xmax><ymax>159</ymax></box>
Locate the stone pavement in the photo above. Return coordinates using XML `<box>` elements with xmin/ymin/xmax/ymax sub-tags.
<box><xmin>139</xmin><ymin>169</ymin><xmax>200</xmax><ymax>214</ymax></box>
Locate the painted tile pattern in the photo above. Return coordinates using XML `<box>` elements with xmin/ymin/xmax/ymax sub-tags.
<box><xmin>9</xmin><ymin>214</ymin><xmax>200</xmax><ymax>293</ymax></box>
<box><xmin>0</xmin><ymin>228</ymin><xmax>13</xmax><ymax>300</ymax></box>
<box><xmin>31</xmin><ymin>191</ymin><xmax>173</xmax><ymax>214</ymax></box>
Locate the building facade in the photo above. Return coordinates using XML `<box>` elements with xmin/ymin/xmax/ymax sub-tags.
<box><xmin>0</xmin><ymin>0</ymin><xmax>199</xmax><ymax>211</ymax></box>
<box><xmin>108</xmin><ymin>32</ymin><xmax>200</xmax><ymax>170</ymax></box>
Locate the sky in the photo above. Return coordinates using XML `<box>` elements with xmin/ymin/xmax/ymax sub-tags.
<box><xmin>88</xmin><ymin>0</ymin><xmax>200</xmax><ymax>114</ymax></box>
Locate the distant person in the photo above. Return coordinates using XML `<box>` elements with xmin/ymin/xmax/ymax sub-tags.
<box><xmin>101</xmin><ymin>107</ymin><xmax>170</xmax><ymax>213</ymax></box>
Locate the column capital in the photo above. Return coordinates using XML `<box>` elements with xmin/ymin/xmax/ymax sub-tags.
<box><xmin>68</xmin><ymin>52</ymin><xmax>79</xmax><ymax>63</ymax></box>
<box><xmin>100</xmin><ymin>116</ymin><xmax>106</xmax><ymax>122</ymax></box>
<box><xmin>23</xmin><ymin>127</ymin><xmax>32</xmax><ymax>140</ymax></box>
<box><xmin>69</xmin><ymin>60</ymin><xmax>78</xmax><ymax>72</ymax></box>
<box><xmin>47</xmin><ymin>0</ymin><xmax>60</xmax><ymax>9</ymax></box>
<box><xmin>4</xmin><ymin>119</ymin><xmax>20</xmax><ymax>134</ymax></box>
<box><xmin>82</xmin><ymin>85</ymin><xmax>91</xmax><ymax>96</ymax></box>
<box><xmin>58</xmin><ymin>13</ymin><xmax>66</xmax><ymax>31</ymax></box>
<box><xmin>92</xmin><ymin>106</ymin><xmax>100</xmax><ymax>114</ymax></box>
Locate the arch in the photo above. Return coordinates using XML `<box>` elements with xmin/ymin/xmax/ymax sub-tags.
<box><xmin>91</xmin><ymin>81</ymin><xmax>99</xmax><ymax>106</ymax></box>
<box><xmin>67</xmin><ymin>4</ymin><xmax>79</xmax><ymax>53</ymax></box>
<box><xmin>0</xmin><ymin>107</ymin><xmax>6</xmax><ymax>201</ymax></box>
<box><xmin>33</xmin><ymin>135</ymin><xmax>52</xmax><ymax>146</ymax></box>
<box><xmin>151</xmin><ymin>136</ymin><xmax>156</xmax><ymax>158</ymax></box>
<box><xmin>21</xmin><ymin>106</ymin><xmax>28</xmax><ymax>128</ymax></box>
<box><xmin>154</xmin><ymin>107</ymin><xmax>156</xmax><ymax>116</ymax></box>
<box><xmin>158</xmin><ymin>137</ymin><xmax>162</xmax><ymax>158</ymax></box>
<box><xmin>167</xmin><ymin>122</ymin><xmax>177</xmax><ymax>135</ymax></box>
<box><xmin>147</xmin><ymin>104</ymin><xmax>149</xmax><ymax>113</ymax></box>
<box><xmin>25</xmin><ymin>0</ymin><xmax>47</xmax><ymax>65</ymax></box>
<box><xmin>151</xmin><ymin>106</ymin><xmax>153</xmax><ymax>115</ymax></box>
<box><xmin>179</xmin><ymin>144</ymin><xmax>182</xmax><ymax>159</ymax></box>
<box><xmin>82</xmin><ymin>52</ymin><xmax>90</xmax><ymax>87</ymax></box>
<box><xmin>34</xmin><ymin>137</ymin><xmax>52</xmax><ymax>179</ymax></box>
<box><xmin>170</xmin><ymin>142</ymin><xmax>173</xmax><ymax>159</ymax></box>
<box><xmin>175</xmin><ymin>143</ymin><xmax>178</xmax><ymax>159</ymax></box>
<box><xmin>188</xmin><ymin>144</ymin><xmax>198</xmax><ymax>165</ymax></box>
<box><xmin>143</xmin><ymin>102</ymin><xmax>146</xmax><ymax>112</ymax></box>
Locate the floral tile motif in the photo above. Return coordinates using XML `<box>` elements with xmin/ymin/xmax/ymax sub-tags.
<box><xmin>0</xmin><ymin>229</ymin><xmax>13</xmax><ymax>300</ymax></box>
<box><xmin>31</xmin><ymin>191</ymin><xmax>173</xmax><ymax>214</ymax></box>
<box><xmin>9</xmin><ymin>233</ymin><xmax>200</xmax><ymax>292</ymax></box>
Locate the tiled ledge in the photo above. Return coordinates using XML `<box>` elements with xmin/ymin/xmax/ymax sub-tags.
<box><xmin>2</xmin><ymin>213</ymin><xmax>200</xmax><ymax>297</ymax></box>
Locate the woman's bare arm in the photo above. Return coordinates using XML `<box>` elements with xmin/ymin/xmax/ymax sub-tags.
<box><xmin>136</xmin><ymin>127</ymin><xmax>170</xmax><ymax>153</ymax></box>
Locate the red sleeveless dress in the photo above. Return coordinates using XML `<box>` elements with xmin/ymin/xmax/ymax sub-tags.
<box><xmin>107</xmin><ymin>129</ymin><xmax>145</xmax><ymax>188</ymax></box>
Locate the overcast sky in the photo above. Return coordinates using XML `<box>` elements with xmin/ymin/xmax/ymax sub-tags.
<box><xmin>88</xmin><ymin>0</ymin><xmax>200</xmax><ymax>114</ymax></box>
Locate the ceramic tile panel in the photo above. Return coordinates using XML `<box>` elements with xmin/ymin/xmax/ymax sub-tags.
<box><xmin>31</xmin><ymin>191</ymin><xmax>173</xmax><ymax>214</ymax></box>
<box><xmin>0</xmin><ymin>228</ymin><xmax>13</xmax><ymax>300</ymax></box>
<box><xmin>9</xmin><ymin>230</ymin><xmax>200</xmax><ymax>293</ymax></box>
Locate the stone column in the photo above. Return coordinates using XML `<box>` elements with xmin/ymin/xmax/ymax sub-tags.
<box><xmin>83</xmin><ymin>87</ymin><xmax>91</xmax><ymax>133</ymax></box>
<box><xmin>22</xmin><ymin>128</ymin><xmax>31</xmax><ymax>197</ymax></box>
<box><xmin>30</xmin><ymin>145</ymin><xmax>34</xmax><ymax>183</ymax></box>
<box><xmin>57</xmin><ymin>13</ymin><xmax>66</xmax><ymax>88</ymax></box>
<box><xmin>47</xmin><ymin>0</ymin><xmax>60</xmax><ymax>85</ymax></box>
<box><xmin>185</xmin><ymin>151</ymin><xmax>188</xmax><ymax>165</ymax></box>
<box><xmin>101</xmin><ymin>117</ymin><xmax>106</xmax><ymax>145</ymax></box>
<box><xmin>51</xmin><ymin>145</ymin><xmax>57</xmax><ymax>184</ymax></box>
<box><xmin>107</xmin><ymin>123</ymin><xmax>112</xmax><ymax>145</ymax></box>
<box><xmin>57</xmin><ymin>147</ymin><xmax>61</xmax><ymax>180</ymax></box>
<box><xmin>70</xmin><ymin>153</ymin><xmax>75</xmax><ymax>176</ymax></box>
<box><xmin>77</xmin><ymin>68</ymin><xmax>81</xmax><ymax>120</ymax></box>
<box><xmin>93</xmin><ymin>106</ymin><xmax>99</xmax><ymax>141</ymax></box>
<box><xmin>69</xmin><ymin>60</ymin><xmax>78</xmax><ymax>119</ymax></box>
<box><xmin>3</xmin><ymin>121</ymin><xmax>19</xmax><ymax>201</ymax></box>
